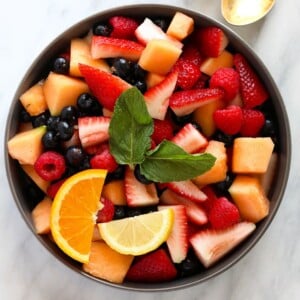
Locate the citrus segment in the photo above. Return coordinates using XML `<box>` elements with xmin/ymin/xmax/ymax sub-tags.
<box><xmin>50</xmin><ymin>169</ymin><xmax>107</xmax><ymax>263</ymax></box>
<box><xmin>98</xmin><ymin>209</ymin><xmax>174</xmax><ymax>256</ymax></box>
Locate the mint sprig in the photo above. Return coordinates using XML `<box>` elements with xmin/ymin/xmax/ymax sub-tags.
<box><xmin>109</xmin><ymin>87</ymin><xmax>216</xmax><ymax>182</ymax></box>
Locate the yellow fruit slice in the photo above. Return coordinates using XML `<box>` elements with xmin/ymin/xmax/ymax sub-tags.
<box><xmin>50</xmin><ymin>169</ymin><xmax>107</xmax><ymax>263</ymax></box>
<box><xmin>98</xmin><ymin>209</ymin><xmax>174</xmax><ymax>256</ymax></box>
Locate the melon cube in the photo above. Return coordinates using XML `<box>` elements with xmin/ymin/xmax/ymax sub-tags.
<box><xmin>32</xmin><ymin>197</ymin><xmax>52</xmax><ymax>234</ymax></box>
<box><xmin>166</xmin><ymin>12</ymin><xmax>194</xmax><ymax>41</ymax></box>
<box><xmin>146</xmin><ymin>72</ymin><xmax>165</xmax><ymax>88</ymax></box>
<box><xmin>138</xmin><ymin>39</ymin><xmax>182</xmax><ymax>75</ymax></box>
<box><xmin>229</xmin><ymin>175</ymin><xmax>270</xmax><ymax>223</ymax></box>
<box><xmin>232</xmin><ymin>137</ymin><xmax>274</xmax><ymax>174</ymax></box>
<box><xmin>102</xmin><ymin>180</ymin><xmax>127</xmax><ymax>206</ymax></box>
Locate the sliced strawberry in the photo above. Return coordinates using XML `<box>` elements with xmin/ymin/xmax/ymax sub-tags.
<box><xmin>169</xmin><ymin>88</ymin><xmax>224</xmax><ymax>116</ymax></box>
<box><xmin>135</xmin><ymin>17</ymin><xmax>183</xmax><ymax>49</ymax></box>
<box><xmin>78</xmin><ymin>116</ymin><xmax>110</xmax><ymax>148</ymax></box>
<box><xmin>190</xmin><ymin>222</ymin><xmax>256</xmax><ymax>267</ymax></box>
<box><xmin>160</xmin><ymin>189</ymin><xmax>208</xmax><ymax>225</ymax></box>
<box><xmin>171</xmin><ymin>123</ymin><xmax>208</xmax><ymax>153</ymax></box>
<box><xmin>109</xmin><ymin>16</ymin><xmax>139</xmax><ymax>40</ymax></box>
<box><xmin>201</xmin><ymin>185</ymin><xmax>219</xmax><ymax>213</ymax></box>
<box><xmin>144</xmin><ymin>70</ymin><xmax>178</xmax><ymax>120</ymax></box>
<box><xmin>233</xmin><ymin>53</ymin><xmax>269</xmax><ymax>108</ymax></box>
<box><xmin>194</xmin><ymin>26</ymin><xmax>229</xmax><ymax>57</ymax></box>
<box><xmin>158</xmin><ymin>205</ymin><xmax>188</xmax><ymax>263</ymax></box>
<box><xmin>213</xmin><ymin>105</ymin><xmax>243</xmax><ymax>135</ymax></box>
<box><xmin>91</xmin><ymin>36</ymin><xmax>144</xmax><ymax>61</ymax></box>
<box><xmin>151</xmin><ymin>119</ymin><xmax>174</xmax><ymax>145</ymax></box>
<box><xmin>166</xmin><ymin>180</ymin><xmax>207</xmax><ymax>203</ymax></box>
<box><xmin>125</xmin><ymin>167</ymin><xmax>159</xmax><ymax>207</ymax></box>
<box><xmin>126</xmin><ymin>248</ymin><xmax>177</xmax><ymax>283</ymax></box>
<box><xmin>79</xmin><ymin>64</ymin><xmax>131</xmax><ymax>111</ymax></box>
<box><xmin>96</xmin><ymin>197</ymin><xmax>115</xmax><ymax>223</ymax></box>
<box><xmin>240</xmin><ymin>108</ymin><xmax>265</xmax><ymax>137</ymax></box>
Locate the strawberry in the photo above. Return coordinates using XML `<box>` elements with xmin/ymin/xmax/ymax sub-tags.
<box><xmin>169</xmin><ymin>88</ymin><xmax>224</xmax><ymax>117</ymax></box>
<box><xmin>173</xmin><ymin>58</ymin><xmax>202</xmax><ymax>90</ymax></box>
<box><xmin>126</xmin><ymin>249</ymin><xmax>177</xmax><ymax>283</ymax></box>
<box><xmin>46</xmin><ymin>178</ymin><xmax>66</xmax><ymax>199</ymax></box>
<box><xmin>166</xmin><ymin>180</ymin><xmax>207</xmax><ymax>203</ymax></box>
<box><xmin>171</xmin><ymin>123</ymin><xmax>208</xmax><ymax>153</ymax></box>
<box><xmin>201</xmin><ymin>185</ymin><xmax>218</xmax><ymax>213</ymax></box>
<box><xmin>79</xmin><ymin>64</ymin><xmax>131</xmax><ymax>111</ymax></box>
<box><xmin>144</xmin><ymin>70</ymin><xmax>178</xmax><ymax>120</ymax></box>
<box><xmin>89</xmin><ymin>143</ymin><xmax>118</xmax><ymax>173</ymax></box>
<box><xmin>190</xmin><ymin>222</ymin><xmax>256</xmax><ymax>267</ymax></box>
<box><xmin>181</xmin><ymin>43</ymin><xmax>203</xmax><ymax>66</ymax></box>
<box><xmin>209</xmin><ymin>67</ymin><xmax>240</xmax><ymax>102</ymax></box>
<box><xmin>158</xmin><ymin>205</ymin><xmax>188</xmax><ymax>263</ymax></box>
<box><xmin>96</xmin><ymin>197</ymin><xmax>115</xmax><ymax>223</ymax></box>
<box><xmin>160</xmin><ymin>189</ymin><xmax>208</xmax><ymax>226</ymax></box>
<box><xmin>78</xmin><ymin>116</ymin><xmax>110</xmax><ymax>148</ymax></box>
<box><xmin>108</xmin><ymin>16</ymin><xmax>139</xmax><ymax>40</ymax></box>
<box><xmin>124</xmin><ymin>167</ymin><xmax>159</xmax><ymax>207</ymax></box>
<box><xmin>91</xmin><ymin>36</ymin><xmax>144</xmax><ymax>61</ymax></box>
<box><xmin>193</xmin><ymin>74</ymin><xmax>209</xmax><ymax>89</ymax></box>
<box><xmin>194</xmin><ymin>26</ymin><xmax>229</xmax><ymax>57</ymax></box>
<box><xmin>240</xmin><ymin>108</ymin><xmax>265</xmax><ymax>137</ymax></box>
<box><xmin>208</xmin><ymin>197</ymin><xmax>241</xmax><ymax>229</ymax></box>
<box><xmin>213</xmin><ymin>105</ymin><xmax>243</xmax><ymax>135</ymax></box>
<box><xmin>233</xmin><ymin>53</ymin><xmax>269</xmax><ymax>108</ymax></box>
<box><xmin>151</xmin><ymin>119</ymin><xmax>174</xmax><ymax>145</ymax></box>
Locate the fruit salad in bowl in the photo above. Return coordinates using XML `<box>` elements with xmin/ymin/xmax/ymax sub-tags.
<box><xmin>5</xmin><ymin>4</ymin><xmax>290</xmax><ymax>291</ymax></box>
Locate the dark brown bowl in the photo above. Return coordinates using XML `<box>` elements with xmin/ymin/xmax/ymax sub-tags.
<box><xmin>4</xmin><ymin>4</ymin><xmax>291</xmax><ymax>292</ymax></box>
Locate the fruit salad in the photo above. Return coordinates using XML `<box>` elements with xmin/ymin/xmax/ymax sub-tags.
<box><xmin>7</xmin><ymin>11</ymin><xmax>279</xmax><ymax>285</ymax></box>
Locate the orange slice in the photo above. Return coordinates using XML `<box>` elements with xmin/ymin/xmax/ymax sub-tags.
<box><xmin>50</xmin><ymin>169</ymin><xmax>107</xmax><ymax>263</ymax></box>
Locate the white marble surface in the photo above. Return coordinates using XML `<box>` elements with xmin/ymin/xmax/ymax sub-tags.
<box><xmin>0</xmin><ymin>0</ymin><xmax>299</xmax><ymax>299</ymax></box>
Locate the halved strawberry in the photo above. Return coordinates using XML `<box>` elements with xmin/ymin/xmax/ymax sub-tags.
<box><xmin>171</xmin><ymin>123</ymin><xmax>208</xmax><ymax>153</ymax></box>
<box><xmin>78</xmin><ymin>116</ymin><xmax>110</xmax><ymax>148</ymax></box>
<box><xmin>158</xmin><ymin>205</ymin><xmax>188</xmax><ymax>263</ymax></box>
<box><xmin>91</xmin><ymin>36</ymin><xmax>144</xmax><ymax>61</ymax></box>
<box><xmin>240</xmin><ymin>108</ymin><xmax>265</xmax><ymax>137</ymax></box>
<box><xmin>135</xmin><ymin>17</ymin><xmax>183</xmax><ymax>49</ymax></box>
<box><xmin>200</xmin><ymin>185</ymin><xmax>219</xmax><ymax>213</ymax></box>
<box><xmin>109</xmin><ymin>16</ymin><xmax>139</xmax><ymax>40</ymax></box>
<box><xmin>166</xmin><ymin>180</ymin><xmax>207</xmax><ymax>203</ymax></box>
<box><xmin>233</xmin><ymin>53</ymin><xmax>269</xmax><ymax>108</ymax></box>
<box><xmin>151</xmin><ymin>119</ymin><xmax>174</xmax><ymax>144</ymax></box>
<box><xmin>160</xmin><ymin>189</ymin><xmax>208</xmax><ymax>225</ymax></box>
<box><xmin>144</xmin><ymin>70</ymin><xmax>178</xmax><ymax>120</ymax></box>
<box><xmin>79</xmin><ymin>64</ymin><xmax>131</xmax><ymax>111</ymax></box>
<box><xmin>124</xmin><ymin>167</ymin><xmax>159</xmax><ymax>207</ymax></box>
<box><xmin>169</xmin><ymin>88</ymin><xmax>224</xmax><ymax>116</ymax></box>
<box><xmin>190</xmin><ymin>222</ymin><xmax>256</xmax><ymax>268</ymax></box>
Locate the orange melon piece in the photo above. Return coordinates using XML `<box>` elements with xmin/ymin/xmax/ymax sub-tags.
<box><xmin>92</xmin><ymin>225</ymin><xmax>102</xmax><ymax>241</ymax></box>
<box><xmin>232</xmin><ymin>137</ymin><xmax>275</xmax><ymax>174</ymax></box>
<box><xmin>21</xmin><ymin>164</ymin><xmax>50</xmax><ymax>192</ymax></box>
<box><xmin>146</xmin><ymin>72</ymin><xmax>165</xmax><ymax>88</ymax></box>
<box><xmin>193</xmin><ymin>98</ymin><xmax>225</xmax><ymax>137</ymax></box>
<box><xmin>200</xmin><ymin>50</ymin><xmax>234</xmax><ymax>76</ymax></box>
<box><xmin>43</xmin><ymin>72</ymin><xmax>89</xmax><ymax>116</ymax></box>
<box><xmin>102</xmin><ymin>108</ymin><xmax>113</xmax><ymax>117</ymax></box>
<box><xmin>83</xmin><ymin>241</ymin><xmax>134</xmax><ymax>284</ymax></box>
<box><xmin>70</xmin><ymin>38</ymin><xmax>110</xmax><ymax>77</ymax></box>
<box><xmin>102</xmin><ymin>180</ymin><xmax>127</xmax><ymax>206</ymax></box>
<box><xmin>138</xmin><ymin>39</ymin><xmax>182</xmax><ymax>75</ymax></box>
<box><xmin>32</xmin><ymin>197</ymin><xmax>52</xmax><ymax>234</ymax></box>
<box><xmin>228</xmin><ymin>175</ymin><xmax>270</xmax><ymax>223</ymax></box>
<box><xmin>193</xmin><ymin>140</ymin><xmax>227</xmax><ymax>186</ymax></box>
<box><xmin>166</xmin><ymin>12</ymin><xmax>194</xmax><ymax>40</ymax></box>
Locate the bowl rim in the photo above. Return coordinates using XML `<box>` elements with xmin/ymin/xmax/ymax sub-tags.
<box><xmin>4</xmin><ymin>3</ymin><xmax>292</xmax><ymax>292</ymax></box>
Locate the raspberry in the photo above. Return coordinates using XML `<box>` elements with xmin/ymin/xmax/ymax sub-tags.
<box><xmin>240</xmin><ymin>109</ymin><xmax>265</xmax><ymax>137</ymax></box>
<box><xmin>34</xmin><ymin>151</ymin><xmax>66</xmax><ymax>181</ymax></box>
<box><xmin>96</xmin><ymin>197</ymin><xmax>115</xmax><ymax>223</ymax></box>
<box><xmin>151</xmin><ymin>119</ymin><xmax>174</xmax><ymax>145</ymax></box>
<box><xmin>109</xmin><ymin>16</ymin><xmax>139</xmax><ymax>40</ymax></box>
<box><xmin>210</xmin><ymin>67</ymin><xmax>240</xmax><ymax>102</ymax></box>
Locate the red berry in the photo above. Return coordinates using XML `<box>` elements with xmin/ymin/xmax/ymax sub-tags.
<box><xmin>151</xmin><ymin>119</ymin><xmax>174</xmax><ymax>145</ymax></box>
<box><xmin>109</xmin><ymin>16</ymin><xmax>139</xmax><ymax>40</ymax></box>
<box><xmin>210</xmin><ymin>67</ymin><xmax>240</xmax><ymax>101</ymax></box>
<box><xmin>181</xmin><ymin>43</ymin><xmax>203</xmax><ymax>66</ymax></box>
<box><xmin>34</xmin><ymin>151</ymin><xmax>66</xmax><ymax>181</ymax></box>
<box><xmin>240</xmin><ymin>109</ymin><xmax>265</xmax><ymax>137</ymax></box>
<box><xmin>96</xmin><ymin>197</ymin><xmax>115</xmax><ymax>223</ymax></box>
<box><xmin>46</xmin><ymin>178</ymin><xmax>66</xmax><ymax>199</ymax></box>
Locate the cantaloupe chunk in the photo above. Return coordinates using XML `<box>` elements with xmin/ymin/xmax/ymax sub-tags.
<box><xmin>232</xmin><ymin>137</ymin><xmax>275</xmax><ymax>174</ymax></box>
<box><xmin>92</xmin><ymin>225</ymin><xmax>102</xmax><ymax>241</ymax></box>
<box><xmin>83</xmin><ymin>241</ymin><xmax>134</xmax><ymax>284</ymax></box>
<box><xmin>166</xmin><ymin>12</ymin><xmax>194</xmax><ymax>40</ymax></box>
<box><xmin>229</xmin><ymin>175</ymin><xmax>270</xmax><ymax>223</ymax></box>
<box><xmin>7</xmin><ymin>126</ymin><xmax>46</xmax><ymax>165</ymax></box>
<box><xmin>70</xmin><ymin>38</ymin><xmax>110</xmax><ymax>77</ymax></box>
<box><xmin>138</xmin><ymin>39</ymin><xmax>182</xmax><ymax>75</ymax></box>
<box><xmin>32</xmin><ymin>197</ymin><xmax>52</xmax><ymax>234</ymax></box>
<box><xmin>146</xmin><ymin>72</ymin><xmax>165</xmax><ymax>88</ymax></box>
<box><xmin>102</xmin><ymin>180</ymin><xmax>127</xmax><ymax>206</ymax></box>
<box><xmin>19</xmin><ymin>82</ymin><xmax>48</xmax><ymax>116</ymax></box>
<box><xmin>193</xmin><ymin>140</ymin><xmax>227</xmax><ymax>186</ymax></box>
<box><xmin>200</xmin><ymin>50</ymin><xmax>234</xmax><ymax>76</ymax></box>
<box><xmin>21</xmin><ymin>164</ymin><xmax>50</xmax><ymax>192</ymax></box>
<box><xmin>43</xmin><ymin>72</ymin><xmax>89</xmax><ymax>116</ymax></box>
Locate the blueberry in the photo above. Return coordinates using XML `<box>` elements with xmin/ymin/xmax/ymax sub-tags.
<box><xmin>132</xmin><ymin>63</ymin><xmax>146</xmax><ymax>81</ymax></box>
<box><xmin>19</xmin><ymin>108</ymin><xmax>31</xmax><ymax>123</ymax></box>
<box><xmin>77</xmin><ymin>93</ymin><xmax>102</xmax><ymax>116</ymax></box>
<box><xmin>60</xmin><ymin>105</ymin><xmax>78</xmax><ymax>125</ymax></box>
<box><xmin>93</xmin><ymin>23</ymin><xmax>112</xmax><ymax>36</ymax></box>
<box><xmin>32</xmin><ymin>111</ymin><xmax>50</xmax><ymax>127</ymax></box>
<box><xmin>65</xmin><ymin>146</ymin><xmax>86</xmax><ymax>167</ymax></box>
<box><xmin>213</xmin><ymin>130</ymin><xmax>235</xmax><ymax>148</ymax></box>
<box><xmin>152</xmin><ymin>17</ymin><xmax>170</xmax><ymax>32</ymax></box>
<box><xmin>46</xmin><ymin>116</ymin><xmax>60</xmax><ymax>132</ymax></box>
<box><xmin>134</xmin><ymin>165</ymin><xmax>153</xmax><ymax>185</ymax></box>
<box><xmin>170</xmin><ymin>110</ymin><xmax>193</xmax><ymax>126</ymax></box>
<box><xmin>57</xmin><ymin>121</ymin><xmax>73</xmax><ymax>141</ymax></box>
<box><xmin>113</xmin><ymin>206</ymin><xmax>127</xmax><ymax>220</ymax></box>
<box><xmin>106</xmin><ymin>165</ymin><xmax>125</xmax><ymax>182</ymax></box>
<box><xmin>134</xmin><ymin>80</ymin><xmax>147</xmax><ymax>93</ymax></box>
<box><xmin>126</xmin><ymin>207</ymin><xmax>143</xmax><ymax>218</ymax></box>
<box><xmin>214</xmin><ymin>172</ymin><xmax>235</xmax><ymax>196</ymax></box>
<box><xmin>261</xmin><ymin>118</ymin><xmax>278</xmax><ymax>147</ymax></box>
<box><xmin>112</xmin><ymin>58</ymin><xmax>132</xmax><ymax>81</ymax></box>
<box><xmin>52</xmin><ymin>57</ymin><xmax>69</xmax><ymax>75</ymax></box>
<box><xmin>42</xmin><ymin>131</ymin><xmax>60</xmax><ymax>150</ymax></box>
<box><xmin>176</xmin><ymin>251</ymin><xmax>204</xmax><ymax>278</ymax></box>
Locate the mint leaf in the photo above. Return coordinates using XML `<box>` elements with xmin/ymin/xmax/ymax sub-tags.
<box><xmin>140</xmin><ymin>140</ymin><xmax>216</xmax><ymax>183</ymax></box>
<box><xmin>109</xmin><ymin>88</ymin><xmax>153</xmax><ymax>165</ymax></box>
